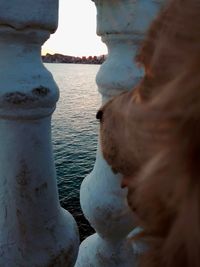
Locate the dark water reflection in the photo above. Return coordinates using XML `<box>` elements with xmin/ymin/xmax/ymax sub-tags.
<box><xmin>46</xmin><ymin>63</ymin><xmax>101</xmax><ymax>240</ymax></box>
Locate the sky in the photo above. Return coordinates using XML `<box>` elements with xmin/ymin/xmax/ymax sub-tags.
<box><xmin>42</xmin><ymin>0</ymin><xmax>107</xmax><ymax>57</ymax></box>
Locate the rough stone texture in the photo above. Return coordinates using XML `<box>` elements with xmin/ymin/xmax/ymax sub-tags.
<box><xmin>95</xmin><ymin>0</ymin><xmax>165</xmax><ymax>99</ymax></box>
<box><xmin>76</xmin><ymin>234</ymin><xmax>137</xmax><ymax>267</ymax></box>
<box><xmin>0</xmin><ymin>1</ymin><xmax>79</xmax><ymax>266</ymax></box>
<box><xmin>75</xmin><ymin>1</ymin><xmax>164</xmax><ymax>266</ymax></box>
<box><xmin>94</xmin><ymin>0</ymin><xmax>164</xmax><ymax>36</ymax></box>
<box><xmin>0</xmin><ymin>0</ymin><xmax>58</xmax><ymax>32</ymax></box>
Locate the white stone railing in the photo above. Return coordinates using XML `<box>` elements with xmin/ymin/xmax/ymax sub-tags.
<box><xmin>0</xmin><ymin>1</ymin><xmax>79</xmax><ymax>266</ymax></box>
<box><xmin>75</xmin><ymin>1</ymin><xmax>164</xmax><ymax>267</ymax></box>
<box><xmin>0</xmin><ymin>0</ymin><xmax>164</xmax><ymax>266</ymax></box>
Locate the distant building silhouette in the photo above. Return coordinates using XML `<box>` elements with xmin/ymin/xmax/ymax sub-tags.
<box><xmin>42</xmin><ymin>53</ymin><xmax>106</xmax><ymax>64</ymax></box>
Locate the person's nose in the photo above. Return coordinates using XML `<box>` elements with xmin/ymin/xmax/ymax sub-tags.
<box><xmin>96</xmin><ymin>110</ymin><xmax>103</xmax><ymax>121</ymax></box>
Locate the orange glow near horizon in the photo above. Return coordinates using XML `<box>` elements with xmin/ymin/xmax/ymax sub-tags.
<box><xmin>42</xmin><ymin>0</ymin><xmax>107</xmax><ymax>57</ymax></box>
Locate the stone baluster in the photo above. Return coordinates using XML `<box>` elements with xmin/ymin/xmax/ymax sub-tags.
<box><xmin>75</xmin><ymin>1</ymin><xmax>164</xmax><ymax>266</ymax></box>
<box><xmin>0</xmin><ymin>1</ymin><xmax>79</xmax><ymax>266</ymax></box>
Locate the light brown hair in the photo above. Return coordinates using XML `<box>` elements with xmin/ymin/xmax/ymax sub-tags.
<box><xmin>98</xmin><ymin>1</ymin><xmax>200</xmax><ymax>266</ymax></box>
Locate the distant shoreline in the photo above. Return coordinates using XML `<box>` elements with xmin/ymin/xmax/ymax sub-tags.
<box><xmin>42</xmin><ymin>53</ymin><xmax>106</xmax><ymax>65</ymax></box>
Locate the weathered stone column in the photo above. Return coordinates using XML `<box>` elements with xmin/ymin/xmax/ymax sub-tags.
<box><xmin>0</xmin><ymin>1</ymin><xmax>79</xmax><ymax>266</ymax></box>
<box><xmin>75</xmin><ymin>1</ymin><xmax>164</xmax><ymax>266</ymax></box>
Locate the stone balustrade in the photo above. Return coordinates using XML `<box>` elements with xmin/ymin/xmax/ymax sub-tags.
<box><xmin>0</xmin><ymin>1</ymin><xmax>79</xmax><ymax>266</ymax></box>
<box><xmin>75</xmin><ymin>1</ymin><xmax>164</xmax><ymax>267</ymax></box>
<box><xmin>0</xmin><ymin>0</ymin><xmax>165</xmax><ymax>266</ymax></box>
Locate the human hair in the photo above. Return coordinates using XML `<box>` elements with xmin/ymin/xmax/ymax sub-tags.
<box><xmin>129</xmin><ymin>1</ymin><xmax>200</xmax><ymax>266</ymax></box>
<box><xmin>98</xmin><ymin>1</ymin><xmax>200</xmax><ymax>266</ymax></box>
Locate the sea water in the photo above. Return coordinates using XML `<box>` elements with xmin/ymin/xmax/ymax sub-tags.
<box><xmin>46</xmin><ymin>63</ymin><xmax>101</xmax><ymax>240</ymax></box>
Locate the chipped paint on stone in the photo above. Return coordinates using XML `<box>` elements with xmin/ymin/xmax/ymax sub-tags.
<box><xmin>0</xmin><ymin>1</ymin><xmax>79</xmax><ymax>266</ymax></box>
<box><xmin>32</xmin><ymin>86</ymin><xmax>50</xmax><ymax>96</ymax></box>
<box><xmin>4</xmin><ymin>87</ymin><xmax>50</xmax><ymax>105</ymax></box>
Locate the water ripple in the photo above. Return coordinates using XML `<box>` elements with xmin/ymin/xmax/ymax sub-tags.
<box><xmin>46</xmin><ymin>63</ymin><xmax>101</xmax><ymax>240</ymax></box>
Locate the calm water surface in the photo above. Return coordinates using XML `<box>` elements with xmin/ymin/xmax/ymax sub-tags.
<box><xmin>46</xmin><ymin>63</ymin><xmax>101</xmax><ymax>240</ymax></box>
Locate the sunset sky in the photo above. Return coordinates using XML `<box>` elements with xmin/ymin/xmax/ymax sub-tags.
<box><xmin>42</xmin><ymin>0</ymin><xmax>107</xmax><ymax>57</ymax></box>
